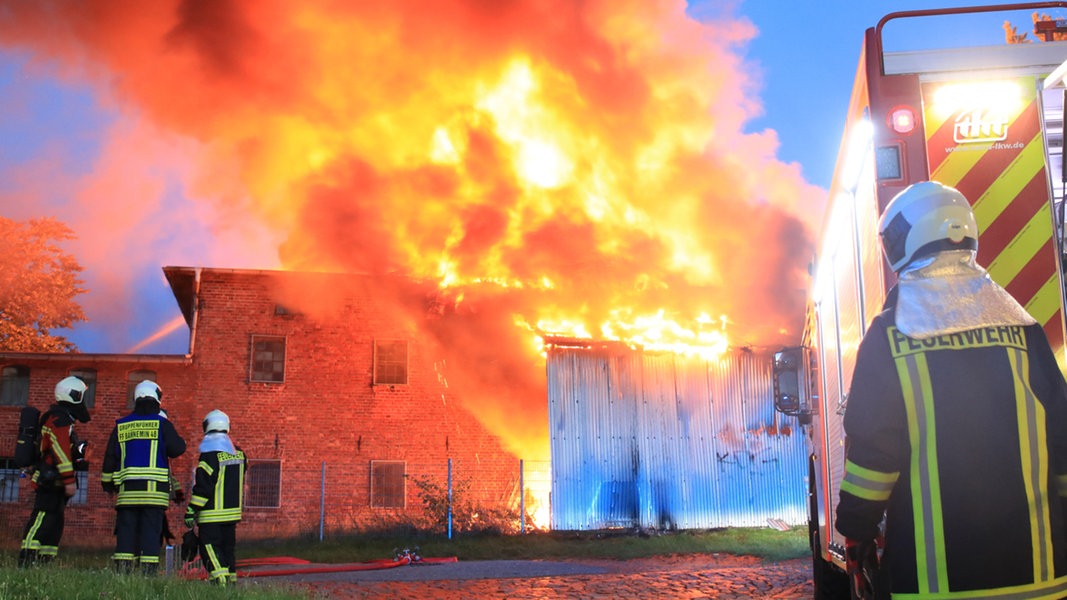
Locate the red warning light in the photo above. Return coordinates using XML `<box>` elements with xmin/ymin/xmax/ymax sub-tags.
<box><xmin>888</xmin><ymin>106</ymin><xmax>917</xmax><ymax>135</ymax></box>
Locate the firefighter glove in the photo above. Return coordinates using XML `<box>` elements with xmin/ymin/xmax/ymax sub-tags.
<box><xmin>184</xmin><ymin>510</ymin><xmax>196</xmax><ymax>528</ymax></box>
<box><xmin>845</xmin><ymin>538</ymin><xmax>878</xmax><ymax>600</ymax></box>
<box><xmin>173</xmin><ymin>488</ymin><xmax>186</xmax><ymax>505</ymax></box>
<box><xmin>102</xmin><ymin>481</ymin><xmax>117</xmax><ymax>495</ymax></box>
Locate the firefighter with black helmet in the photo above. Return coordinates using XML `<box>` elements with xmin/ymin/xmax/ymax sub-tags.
<box><xmin>835</xmin><ymin>181</ymin><xmax>1067</xmax><ymax>598</ymax></box>
<box><xmin>101</xmin><ymin>380</ymin><xmax>186</xmax><ymax>574</ymax></box>
<box><xmin>185</xmin><ymin>409</ymin><xmax>246</xmax><ymax>586</ymax></box>
<box><xmin>17</xmin><ymin>375</ymin><xmax>91</xmax><ymax>567</ymax></box>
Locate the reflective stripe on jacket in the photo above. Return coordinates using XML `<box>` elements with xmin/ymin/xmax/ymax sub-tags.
<box><xmin>102</xmin><ymin>408</ymin><xmax>186</xmax><ymax>507</ymax></box>
<box><xmin>33</xmin><ymin>407</ymin><xmax>76</xmax><ymax>490</ymax></box>
<box><xmin>189</xmin><ymin>449</ymin><xmax>246</xmax><ymax>524</ymax></box>
<box><xmin>836</xmin><ymin>315</ymin><xmax>1067</xmax><ymax>599</ymax></box>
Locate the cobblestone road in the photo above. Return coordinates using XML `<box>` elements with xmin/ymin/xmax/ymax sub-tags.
<box><xmin>265</xmin><ymin>554</ymin><xmax>813</xmax><ymax>599</ymax></box>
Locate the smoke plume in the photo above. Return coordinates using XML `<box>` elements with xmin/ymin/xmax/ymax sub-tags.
<box><xmin>0</xmin><ymin>0</ymin><xmax>823</xmax><ymax>458</ymax></box>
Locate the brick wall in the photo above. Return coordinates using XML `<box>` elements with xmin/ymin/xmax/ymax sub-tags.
<box><xmin>0</xmin><ymin>268</ymin><xmax>522</xmax><ymax>548</ymax></box>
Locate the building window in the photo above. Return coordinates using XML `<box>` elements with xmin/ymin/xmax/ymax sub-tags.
<box><xmin>0</xmin><ymin>458</ymin><xmax>20</xmax><ymax>503</ymax></box>
<box><xmin>274</xmin><ymin>304</ymin><xmax>301</xmax><ymax>316</ymax></box>
<box><xmin>373</xmin><ymin>340</ymin><xmax>408</xmax><ymax>385</ymax></box>
<box><xmin>68</xmin><ymin>369</ymin><xmax>97</xmax><ymax>409</ymax></box>
<box><xmin>0</xmin><ymin>366</ymin><xmax>30</xmax><ymax>407</ymax></box>
<box><xmin>246</xmin><ymin>459</ymin><xmax>281</xmax><ymax>508</ymax></box>
<box><xmin>250</xmin><ymin>336</ymin><xmax>286</xmax><ymax>383</ymax></box>
<box><xmin>126</xmin><ymin>370</ymin><xmax>157</xmax><ymax>409</ymax></box>
<box><xmin>370</xmin><ymin>461</ymin><xmax>405</xmax><ymax>508</ymax></box>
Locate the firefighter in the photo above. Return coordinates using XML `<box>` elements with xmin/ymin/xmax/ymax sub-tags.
<box><xmin>18</xmin><ymin>376</ymin><xmax>91</xmax><ymax>567</ymax></box>
<box><xmin>835</xmin><ymin>181</ymin><xmax>1067</xmax><ymax>598</ymax></box>
<box><xmin>185</xmin><ymin>409</ymin><xmax>246</xmax><ymax>586</ymax></box>
<box><xmin>101</xmin><ymin>380</ymin><xmax>186</xmax><ymax>574</ymax></box>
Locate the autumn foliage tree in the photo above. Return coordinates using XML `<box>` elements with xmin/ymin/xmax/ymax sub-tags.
<box><xmin>1004</xmin><ymin>12</ymin><xmax>1067</xmax><ymax>43</ymax></box>
<box><xmin>0</xmin><ymin>217</ymin><xmax>87</xmax><ymax>352</ymax></box>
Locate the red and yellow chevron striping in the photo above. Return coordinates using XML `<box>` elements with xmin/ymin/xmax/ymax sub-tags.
<box><xmin>922</xmin><ymin>78</ymin><xmax>1066</xmax><ymax>367</ymax></box>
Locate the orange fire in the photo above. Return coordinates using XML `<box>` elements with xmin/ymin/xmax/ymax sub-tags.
<box><xmin>1</xmin><ymin>2</ymin><xmax>824</xmax><ymax>517</ymax></box>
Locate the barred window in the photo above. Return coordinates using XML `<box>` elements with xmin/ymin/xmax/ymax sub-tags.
<box><xmin>0</xmin><ymin>366</ymin><xmax>30</xmax><ymax>407</ymax></box>
<box><xmin>373</xmin><ymin>340</ymin><xmax>408</xmax><ymax>385</ymax></box>
<box><xmin>126</xmin><ymin>370</ymin><xmax>157</xmax><ymax>410</ymax></box>
<box><xmin>370</xmin><ymin>461</ymin><xmax>405</xmax><ymax>508</ymax></box>
<box><xmin>0</xmin><ymin>458</ymin><xmax>20</xmax><ymax>503</ymax></box>
<box><xmin>69</xmin><ymin>369</ymin><xmax>97</xmax><ymax>409</ymax></box>
<box><xmin>246</xmin><ymin>459</ymin><xmax>281</xmax><ymax>508</ymax></box>
<box><xmin>250</xmin><ymin>336</ymin><xmax>286</xmax><ymax>383</ymax></box>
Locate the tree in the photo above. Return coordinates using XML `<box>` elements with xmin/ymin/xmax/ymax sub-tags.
<box><xmin>1005</xmin><ymin>12</ymin><xmax>1067</xmax><ymax>44</ymax></box>
<box><xmin>0</xmin><ymin>217</ymin><xmax>87</xmax><ymax>352</ymax></box>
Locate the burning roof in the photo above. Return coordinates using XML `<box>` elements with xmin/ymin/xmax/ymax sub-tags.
<box><xmin>0</xmin><ymin>0</ymin><xmax>824</xmax><ymax>461</ymax></box>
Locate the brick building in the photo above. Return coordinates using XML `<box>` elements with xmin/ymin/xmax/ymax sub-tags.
<box><xmin>0</xmin><ymin>267</ymin><xmax>522</xmax><ymax>548</ymax></box>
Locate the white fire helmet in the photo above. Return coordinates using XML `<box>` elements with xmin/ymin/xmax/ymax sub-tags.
<box><xmin>878</xmin><ymin>181</ymin><xmax>978</xmax><ymax>273</ymax></box>
<box><xmin>134</xmin><ymin>380</ymin><xmax>163</xmax><ymax>404</ymax></box>
<box><xmin>55</xmin><ymin>376</ymin><xmax>87</xmax><ymax>405</ymax></box>
<box><xmin>203</xmin><ymin>409</ymin><xmax>230</xmax><ymax>434</ymax></box>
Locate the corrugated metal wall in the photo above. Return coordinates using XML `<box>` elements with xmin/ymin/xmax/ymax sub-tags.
<box><xmin>547</xmin><ymin>344</ymin><xmax>808</xmax><ymax>531</ymax></box>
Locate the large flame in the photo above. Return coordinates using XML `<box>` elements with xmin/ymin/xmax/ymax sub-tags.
<box><xmin>0</xmin><ymin>1</ymin><xmax>824</xmax><ymax>524</ymax></box>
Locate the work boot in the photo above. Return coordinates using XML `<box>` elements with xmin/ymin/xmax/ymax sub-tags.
<box><xmin>112</xmin><ymin>559</ymin><xmax>135</xmax><ymax>575</ymax></box>
<box><xmin>140</xmin><ymin>562</ymin><xmax>159</xmax><ymax>576</ymax></box>
<box><xmin>36</xmin><ymin>554</ymin><xmax>54</xmax><ymax>566</ymax></box>
<box><xmin>17</xmin><ymin>549</ymin><xmax>37</xmax><ymax>568</ymax></box>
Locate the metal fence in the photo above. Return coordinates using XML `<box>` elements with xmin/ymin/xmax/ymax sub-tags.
<box><xmin>311</xmin><ymin>458</ymin><xmax>553</xmax><ymax>540</ymax></box>
<box><xmin>0</xmin><ymin>458</ymin><xmax>554</xmax><ymax>549</ymax></box>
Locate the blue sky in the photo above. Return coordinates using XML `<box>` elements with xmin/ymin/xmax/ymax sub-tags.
<box><xmin>736</xmin><ymin>1</ymin><xmax>1039</xmax><ymax>187</ymax></box>
<box><xmin>0</xmin><ymin>1</ymin><xmax>1056</xmax><ymax>354</ymax></box>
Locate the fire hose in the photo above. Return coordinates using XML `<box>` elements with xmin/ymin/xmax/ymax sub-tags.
<box><xmin>236</xmin><ymin>554</ymin><xmax>459</xmax><ymax>578</ymax></box>
<box><xmin>177</xmin><ymin>547</ymin><xmax>459</xmax><ymax>579</ymax></box>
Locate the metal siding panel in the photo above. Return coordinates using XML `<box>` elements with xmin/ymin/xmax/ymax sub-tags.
<box><xmin>548</xmin><ymin>351</ymin><xmax>580</xmax><ymax>529</ymax></box>
<box><xmin>711</xmin><ymin>353</ymin><xmax>751</xmax><ymax>527</ymax></box>
<box><xmin>675</xmin><ymin>358</ymin><xmax>713</xmax><ymax>529</ymax></box>
<box><xmin>604</xmin><ymin>351</ymin><xmax>641</xmax><ymax>527</ymax></box>
<box><xmin>548</xmin><ymin>345</ymin><xmax>807</xmax><ymax>530</ymax></box>
<box><xmin>647</xmin><ymin>354</ymin><xmax>685</xmax><ymax>529</ymax></box>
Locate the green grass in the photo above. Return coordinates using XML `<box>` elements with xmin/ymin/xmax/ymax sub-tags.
<box><xmin>0</xmin><ymin>527</ymin><xmax>808</xmax><ymax>599</ymax></box>
<box><xmin>0</xmin><ymin>565</ymin><xmax>310</xmax><ymax>600</ymax></box>
<box><xmin>239</xmin><ymin>527</ymin><xmax>809</xmax><ymax>564</ymax></box>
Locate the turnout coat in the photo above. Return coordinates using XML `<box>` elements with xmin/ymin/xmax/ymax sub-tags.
<box><xmin>836</xmin><ymin>309</ymin><xmax>1067</xmax><ymax>599</ymax></box>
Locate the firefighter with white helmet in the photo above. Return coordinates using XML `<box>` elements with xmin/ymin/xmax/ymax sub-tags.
<box><xmin>202</xmin><ymin>409</ymin><xmax>230</xmax><ymax>434</ymax></box>
<box><xmin>835</xmin><ymin>181</ymin><xmax>1067</xmax><ymax>598</ymax></box>
<box><xmin>101</xmin><ymin>380</ymin><xmax>186</xmax><ymax>574</ymax></box>
<box><xmin>185</xmin><ymin>409</ymin><xmax>246</xmax><ymax>586</ymax></box>
<box><xmin>17</xmin><ymin>376</ymin><xmax>91</xmax><ymax>567</ymax></box>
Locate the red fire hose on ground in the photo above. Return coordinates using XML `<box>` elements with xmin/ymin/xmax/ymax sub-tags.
<box><xmin>237</xmin><ymin>554</ymin><xmax>459</xmax><ymax>578</ymax></box>
<box><xmin>178</xmin><ymin>546</ymin><xmax>459</xmax><ymax>579</ymax></box>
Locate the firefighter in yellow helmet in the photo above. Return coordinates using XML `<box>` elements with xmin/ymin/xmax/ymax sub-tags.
<box><xmin>835</xmin><ymin>181</ymin><xmax>1067</xmax><ymax>598</ymax></box>
<box><xmin>101</xmin><ymin>380</ymin><xmax>186</xmax><ymax>574</ymax></box>
<box><xmin>185</xmin><ymin>409</ymin><xmax>246</xmax><ymax>586</ymax></box>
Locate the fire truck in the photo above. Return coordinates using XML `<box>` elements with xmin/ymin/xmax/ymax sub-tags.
<box><xmin>771</xmin><ymin>3</ymin><xmax>1067</xmax><ymax>597</ymax></box>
